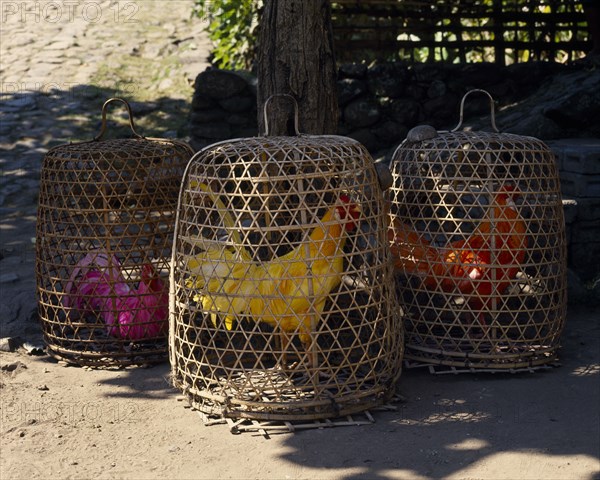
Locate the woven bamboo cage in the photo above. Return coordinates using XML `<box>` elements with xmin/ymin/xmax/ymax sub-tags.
<box><xmin>388</xmin><ymin>90</ymin><xmax>567</xmax><ymax>372</ymax></box>
<box><xmin>170</xmin><ymin>98</ymin><xmax>403</xmax><ymax>422</ymax></box>
<box><xmin>36</xmin><ymin>98</ymin><xmax>193</xmax><ymax>367</ymax></box>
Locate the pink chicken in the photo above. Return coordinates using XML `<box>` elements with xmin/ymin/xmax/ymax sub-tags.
<box><xmin>64</xmin><ymin>251</ymin><xmax>168</xmax><ymax>340</ymax></box>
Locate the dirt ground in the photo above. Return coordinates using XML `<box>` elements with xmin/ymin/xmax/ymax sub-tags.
<box><xmin>1</xmin><ymin>1</ymin><xmax>599</xmax><ymax>479</ymax></box>
<box><xmin>0</xmin><ymin>304</ymin><xmax>598</xmax><ymax>480</ymax></box>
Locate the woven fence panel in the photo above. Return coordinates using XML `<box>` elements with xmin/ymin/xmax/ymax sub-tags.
<box><xmin>332</xmin><ymin>0</ymin><xmax>588</xmax><ymax>64</ymax></box>
<box><xmin>170</xmin><ymin>135</ymin><xmax>403</xmax><ymax>421</ymax></box>
<box><xmin>388</xmin><ymin>124</ymin><xmax>567</xmax><ymax>371</ymax></box>
<box><xmin>36</xmin><ymin>103</ymin><xmax>193</xmax><ymax>367</ymax></box>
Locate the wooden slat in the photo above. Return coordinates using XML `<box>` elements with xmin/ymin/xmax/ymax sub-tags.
<box><xmin>331</xmin><ymin>0</ymin><xmax>589</xmax><ymax>64</ymax></box>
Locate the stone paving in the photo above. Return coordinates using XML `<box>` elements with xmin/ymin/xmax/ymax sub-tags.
<box><xmin>0</xmin><ymin>0</ymin><xmax>211</xmax><ymax>339</ymax></box>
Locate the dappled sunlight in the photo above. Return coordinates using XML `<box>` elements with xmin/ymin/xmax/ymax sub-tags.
<box><xmin>446</xmin><ymin>451</ymin><xmax>600</xmax><ymax>480</ymax></box>
<box><xmin>570</xmin><ymin>364</ymin><xmax>600</xmax><ymax>377</ymax></box>
<box><xmin>395</xmin><ymin>409</ymin><xmax>493</xmax><ymax>426</ymax></box>
<box><xmin>393</xmin><ymin>398</ymin><xmax>493</xmax><ymax>426</ymax></box>
<box><xmin>446</xmin><ymin>438</ymin><xmax>490</xmax><ymax>451</ymax></box>
<box><xmin>376</xmin><ymin>469</ymin><xmax>431</xmax><ymax>480</ymax></box>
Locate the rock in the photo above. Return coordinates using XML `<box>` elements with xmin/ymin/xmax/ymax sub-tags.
<box><xmin>191</xmin><ymin>94</ymin><xmax>216</xmax><ymax>110</ymax></box>
<box><xmin>373</xmin><ymin>120</ymin><xmax>407</xmax><ymax>146</ymax></box>
<box><xmin>427</xmin><ymin>79</ymin><xmax>447</xmax><ymax>99</ymax></box>
<box><xmin>591</xmin><ymin>278</ymin><xmax>600</xmax><ymax>305</ymax></box>
<box><xmin>190</xmin><ymin>109</ymin><xmax>228</xmax><ymax>124</ymax></box>
<box><xmin>413</xmin><ymin>64</ymin><xmax>445</xmax><ymax>84</ymax></box>
<box><xmin>1</xmin><ymin>361</ymin><xmax>27</xmax><ymax>372</ymax></box>
<box><xmin>0</xmin><ymin>337</ymin><xmax>22</xmax><ymax>352</ymax></box>
<box><xmin>347</xmin><ymin>128</ymin><xmax>379</xmax><ymax>153</ymax></box>
<box><xmin>219</xmin><ymin>95</ymin><xmax>254</xmax><ymax>113</ymax></box>
<box><xmin>562</xmin><ymin>198</ymin><xmax>578</xmax><ymax>225</ymax></box>
<box><xmin>339</xmin><ymin>63</ymin><xmax>368</xmax><ymax>78</ymax></box>
<box><xmin>569</xmin><ymin>241</ymin><xmax>600</xmax><ymax>282</ymax></box>
<box><xmin>194</xmin><ymin>69</ymin><xmax>248</xmax><ymax>100</ymax></box>
<box><xmin>337</xmin><ymin>78</ymin><xmax>367</xmax><ymax>106</ymax></box>
<box><xmin>422</xmin><ymin>93</ymin><xmax>460</xmax><ymax>126</ymax></box>
<box><xmin>567</xmin><ymin>269</ymin><xmax>589</xmax><ymax>304</ymax></box>
<box><xmin>374</xmin><ymin>161</ymin><xmax>393</xmax><ymax>191</ymax></box>
<box><xmin>507</xmin><ymin>61</ymin><xmax>564</xmax><ymax>87</ymax></box>
<box><xmin>544</xmin><ymin>88</ymin><xmax>600</xmax><ymax>130</ymax></box>
<box><xmin>367</xmin><ymin>63</ymin><xmax>408</xmax><ymax>98</ymax></box>
<box><xmin>22</xmin><ymin>342</ymin><xmax>45</xmax><ymax>356</ymax></box>
<box><xmin>389</xmin><ymin>98</ymin><xmax>421</xmax><ymax>126</ymax></box>
<box><xmin>505</xmin><ymin>114</ymin><xmax>563</xmax><ymax>140</ymax></box>
<box><xmin>227</xmin><ymin>114</ymin><xmax>251</xmax><ymax>126</ymax></box>
<box><xmin>406</xmin><ymin>125</ymin><xmax>438</xmax><ymax>143</ymax></box>
<box><xmin>344</xmin><ymin>99</ymin><xmax>381</xmax><ymax>128</ymax></box>
<box><xmin>191</xmin><ymin>122</ymin><xmax>232</xmax><ymax>139</ymax></box>
<box><xmin>458</xmin><ymin>63</ymin><xmax>506</xmax><ymax>87</ymax></box>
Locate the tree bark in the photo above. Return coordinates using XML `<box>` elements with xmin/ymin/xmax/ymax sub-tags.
<box><xmin>256</xmin><ymin>0</ymin><xmax>338</xmax><ymax>136</ymax></box>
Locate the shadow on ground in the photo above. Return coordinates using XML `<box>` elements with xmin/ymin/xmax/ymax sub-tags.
<box><xmin>0</xmin><ymin>85</ymin><xmax>196</xmax><ymax>342</ymax></box>
<box><xmin>275</xmin><ymin>305</ymin><xmax>600</xmax><ymax>479</ymax></box>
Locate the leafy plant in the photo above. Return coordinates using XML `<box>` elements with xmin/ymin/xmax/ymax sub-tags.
<box><xmin>195</xmin><ymin>0</ymin><xmax>586</xmax><ymax>67</ymax></box>
<box><xmin>193</xmin><ymin>0</ymin><xmax>261</xmax><ymax>70</ymax></box>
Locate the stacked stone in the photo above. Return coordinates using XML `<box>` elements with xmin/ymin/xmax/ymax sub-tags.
<box><xmin>189</xmin><ymin>61</ymin><xmax>599</xmax><ymax>157</ymax></box>
<box><xmin>549</xmin><ymin>139</ymin><xmax>600</xmax><ymax>301</ymax></box>
<box><xmin>189</xmin><ymin>69</ymin><xmax>258</xmax><ymax>150</ymax></box>
<box><xmin>336</xmin><ymin>62</ymin><xmax>517</xmax><ymax>156</ymax></box>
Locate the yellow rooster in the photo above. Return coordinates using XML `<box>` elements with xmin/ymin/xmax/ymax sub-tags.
<box><xmin>184</xmin><ymin>184</ymin><xmax>361</xmax><ymax>368</ymax></box>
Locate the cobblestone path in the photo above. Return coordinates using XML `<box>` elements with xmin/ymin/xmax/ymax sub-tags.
<box><xmin>0</xmin><ymin>0</ymin><xmax>210</xmax><ymax>338</ymax></box>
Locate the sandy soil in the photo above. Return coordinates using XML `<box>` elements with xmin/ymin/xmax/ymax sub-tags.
<box><xmin>1</xmin><ymin>1</ymin><xmax>599</xmax><ymax>479</ymax></box>
<box><xmin>1</xmin><ymin>304</ymin><xmax>598</xmax><ymax>480</ymax></box>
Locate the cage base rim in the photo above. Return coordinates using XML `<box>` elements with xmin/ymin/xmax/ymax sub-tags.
<box><xmin>45</xmin><ymin>346</ymin><xmax>168</xmax><ymax>368</ymax></box>
<box><xmin>403</xmin><ymin>352</ymin><xmax>560</xmax><ymax>373</ymax></box>
<box><xmin>172</xmin><ymin>376</ymin><xmax>396</xmax><ymax>422</ymax></box>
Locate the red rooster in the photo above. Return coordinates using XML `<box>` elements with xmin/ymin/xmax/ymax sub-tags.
<box><xmin>389</xmin><ymin>185</ymin><xmax>528</xmax><ymax>329</ymax></box>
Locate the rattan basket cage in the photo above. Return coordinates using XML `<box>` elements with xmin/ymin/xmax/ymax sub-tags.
<box><xmin>388</xmin><ymin>90</ymin><xmax>567</xmax><ymax>372</ymax></box>
<box><xmin>36</xmin><ymin>98</ymin><xmax>193</xmax><ymax>367</ymax></box>
<box><xmin>170</xmin><ymin>98</ymin><xmax>403</xmax><ymax>421</ymax></box>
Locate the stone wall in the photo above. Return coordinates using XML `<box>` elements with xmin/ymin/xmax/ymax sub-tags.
<box><xmin>188</xmin><ymin>62</ymin><xmax>600</xmax><ymax>301</ymax></box>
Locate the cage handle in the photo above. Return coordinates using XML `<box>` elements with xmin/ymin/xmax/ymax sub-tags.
<box><xmin>93</xmin><ymin>97</ymin><xmax>144</xmax><ymax>141</ymax></box>
<box><xmin>263</xmin><ymin>94</ymin><xmax>300</xmax><ymax>136</ymax></box>
<box><xmin>451</xmin><ymin>89</ymin><xmax>499</xmax><ymax>133</ymax></box>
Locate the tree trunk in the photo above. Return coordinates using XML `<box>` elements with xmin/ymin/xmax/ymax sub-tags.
<box><xmin>256</xmin><ymin>0</ymin><xmax>338</xmax><ymax>136</ymax></box>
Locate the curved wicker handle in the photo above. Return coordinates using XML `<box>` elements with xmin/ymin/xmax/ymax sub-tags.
<box><xmin>451</xmin><ymin>89</ymin><xmax>499</xmax><ymax>133</ymax></box>
<box><xmin>263</xmin><ymin>94</ymin><xmax>300</xmax><ymax>136</ymax></box>
<box><xmin>93</xmin><ymin>97</ymin><xmax>144</xmax><ymax>141</ymax></box>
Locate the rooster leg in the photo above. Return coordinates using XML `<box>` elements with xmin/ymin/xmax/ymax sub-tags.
<box><xmin>477</xmin><ymin>312</ymin><xmax>488</xmax><ymax>339</ymax></box>
<box><xmin>275</xmin><ymin>329</ymin><xmax>290</xmax><ymax>369</ymax></box>
<box><xmin>464</xmin><ymin>311</ymin><xmax>486</xmax><ymax>341</ymax></box>
<box><xmin>468</xmin><ymin>312</ymin><xmax>500</xmax><ymax>352</ymax></box>
<box><xmin>301</xmin><ymin>335</ymin><xmax>317</xmax><ymax>370</ymax></box>
<box><xmin>480</xmin><ymin>312</ymin><xmax>503</xmax><ymax>353</ymax></box>
<box><xmin>286</xmin><ymin>331</ymin><xmax>323</xmax><ymax>374</ymax></box>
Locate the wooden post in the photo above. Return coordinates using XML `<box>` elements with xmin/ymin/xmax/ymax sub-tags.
<box><xmin>256</xmin><ymin>0</ymin><xmax>338</xmax><ymax>136</ymax></box>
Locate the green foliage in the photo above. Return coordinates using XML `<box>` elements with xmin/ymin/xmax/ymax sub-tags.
<box><xmin>193</xmin><ymin>0</ymin><xmax>261</xmax><ymax>70</ymax></box>
<box><xmin>194</xmin><ymin>0</ymin><xmax>586</xmax><ymax>67</ymax></box>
